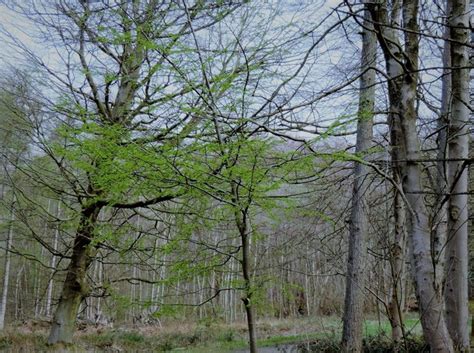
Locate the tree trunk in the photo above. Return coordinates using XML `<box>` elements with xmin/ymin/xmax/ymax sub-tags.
<box><xmin>341</xmin><ymin>8</ymin><xmax>376</xmax><ymax>353</ymax></box>
<box><xmin>0</xmin><ymin>196</ymin><xmax>15</xmax><ymax>330</ymax></box>
<box><xmin>399</xmin><ymin>61</ymin><xmax>454</xmax><ymax>353</ymax></box>
<box><xmin>241</xmin><ymin>229</ymin><xmax>257</xmax><ymax>353</ymax></box>
<box><xmin>433</xmin><ymin>5</ymin><xmax>451</xmax><ymax>297</ymax></box>
<box><xmin>387</xmin><ymin>187</ymin><xmax>406</xmax><ymax>347</ymax></box>
<box><xmin>46</xmin><ymin>202</ymin><xmax>61</xmax><ymax>318</ymax></box>
<box><xmin>232</xmin><ymin>180</ymin><xmax>258</xmax><ymax>353</ymax></box>
<box><xmin>369</xmin><ymin>1</ymin><xmax>455</xmax><ymax>351</ymax></box>
<box><xmin>48</xmin><ymin>203</ymin><xmax>101</xmax><ymax>345</ymax></box>
<box><xmin>444</xmin><ymin>0</ymin><xmax>470</xmax><ymax>350</ymax></box>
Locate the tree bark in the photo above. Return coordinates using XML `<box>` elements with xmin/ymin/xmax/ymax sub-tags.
<box><xmin>48</xmin><ymin>203</ymin><xmax>102</xmax><ymax>345</ymax></box>
<box><xmin>341</xmin><ymin>8</ymin><xmax>376</xmax><ymax>353</ymax></box>
<box><xmin>433</xmin><ymin>4</ymin><xmax>451</xmax><ymax>295</ymax></box>
<box><xmin>46</xmin><ymin>202</ymin><xmax>61</xmax><ymax>318</ymax></box>
<box><xmin>387</xmin><ymin>186</ymin><xmax>406</xmax><ymax>347</ymax></box>
<box><xmin>241</xmin><ymin>229</ymin><xmax>258</xmax><ymax>353</ymax></box>
<box><xmin>369</xmin><ymin>1</ymin><xmax>455</xmax><ymax>351</ymax></box>
<box><xmin>444</xmin><ymin>0</ymin><xmax>470</xmax><ymax>350</ymax></box>
<box><xmin>232</xmin><ymin>182</ymin><xmax>258</xmax><ymax>353</ymax></box>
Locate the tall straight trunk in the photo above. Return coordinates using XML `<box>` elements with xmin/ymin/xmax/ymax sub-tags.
<box><xmin>444</xmin><ymin>0</ymin><xmax>470</xmax><ymax>350</ymax></box>
<box><xmin>341</xmin><ymin>8</ymin><xmax>376</xmax><ymax>353</ymax></box>
<box><xmin>383</xmin><ymin>4</ymin><xmax>407</xmax><ymax>344</ymax></box>
<box><xmin>48</xmin><ymin>203</ymin><xmax>101</xmax><ymax>345</ymax></box>
<box><xmin>434</xmin><ymin>10</ymin><xmax>452</xmax><ymax>292</ymax></box>
<box><xmin>0</xmin><ymin>196</ymin><xmax>15</xmax><ymax>330</ymax></box>
<box><xmin>469</xmin><ymin>0</ymin><xmax>474</xmax><ymax>343</ymax></box>
<box><xmin>369</xmin><ymin>1</ymin><xmax>454</xmax><ymax>351</ymax></box>
<box><xmin>241</xmin><ymin>229</ymin><xmax>257</xmax><ymax>353</ymax></box>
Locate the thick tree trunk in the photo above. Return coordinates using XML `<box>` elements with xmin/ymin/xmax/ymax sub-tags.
<box><xmin>48</xmin><ymin>204</ymin><xmax>101</xmax><ymax>345</ymax></box>
<box><xmin>399</xmin><ymin>38</ymin><xmax>453</xmax><ymax>351</ymax></box>
<box><xmin>444</xmin><ymin>0</ymin><xmax>470</xmax><ymax>350</ymax></box>
<box><xmin>369</xmin><ymin>1</ymin><xmax>455</xmax><ymax>351</ymax></box>
<box><xmin>0</xmin><ymin>197</ymin><xmax>15</xmax><ymax>330</ymax></box>
<box><xmin>341</xmin><ymin>8</ymin><xmax>376</xmax><ymax>353</ymax></box>
<box><xmin>403</xmin><ymin>149</ymin><xmax>454</xmax><ymax>353</ymax></box>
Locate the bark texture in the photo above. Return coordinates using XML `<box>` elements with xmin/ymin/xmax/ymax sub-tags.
<box><xmin>48</xmin><ymin>204</ymin><xmax>102</xmax><ymax>344</ymax></box>
<box><xmin>433</xmin><ymin>4</ymin><xmax>451</xmax><ymax>294</ymax></box>
<box><xmin>387</xmin><ymin>187</ymin><xmax>406</xmax><ymax>346</ymax></box>
<box><xmin>239</xmin><ymin>214</ymin><xmax>257</xmax><ymax>353</ymax></box>
<box><xmin>232</xmin><ymin>182</ymin><xmax>257</xmax><ymax>353</ymax></box>
<box><xmin>444</xmin><ymin>0</ymin><xmax>470</xmax><ymax>350</ymax></box>
<box><xmin>341</xmin><ymin>8</ymin><xmax>376</xmax><ymax>353</ymax></box>
<box><xmin>46</xmin><ymin>203</ymin><xmax>61</xmax><ymax>318</ymax></box>
<box><xmin>369</xmin><ymin>1</ymin><xmax>454</xmax><ymax>351</ymax></box>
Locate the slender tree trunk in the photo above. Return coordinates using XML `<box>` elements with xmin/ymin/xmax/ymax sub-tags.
<box><xmin>469</xmin><ymin>0</ymin><xmax>474</xmax><ymax>343</ymax></box>
<box><xmin>444</xmin><ymin>0</ymin><xmax>470</xmax><ymax>350</ymax></box>
<box><xmin>48</xmin><ymin>203</ymin><xmax>101</xmax><ymax>345</ymax></box>
<box><xmin>46</xmin><ymin>202</ymin><xmax>61</xmax><ymax>318</ymax></box>
<box><xmin>384</xmin><ymin>15</ymin><xmax>408</xmax><ymax>345</ymax></box>
<box><xmin>387</xmin><ymin>186</ymin><xmax>406</xmax><ymax>347</ymax></box>
<box><xmin>14</xmin><ymin>264</ymin><xmax>24</xmax><ymax>321</ymax></box>
<box><xmin>433</xmin><ymin>9</ymin><xmax>451</xmax><ymax>294</ymax></box>
<box><xmin>341</xmin><ymin>8</ymin><xmax>376</xmax><ymax>353</ymax></box>
<box><xmin>241</xmin><ymin>228</ymin><xmax>257</xmax><ymax>353</ymax></box>
<box><xmin>0</xmin><ymin>196</ymin><xmax>15</xmax><ymax>330</ymax></box>
<box><xmin>231</xmin><ymin>181</ymin><xmax>257</xmax><ymax>353</ymax></box>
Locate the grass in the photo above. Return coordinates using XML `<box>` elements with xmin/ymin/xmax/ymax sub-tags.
<box><xmin>180</xmin><ymin>314</ymin><xmax>424</xmax><ymax>353</ymax></box>
<box><xmin>0</xmin><ymin>315</ymin><xmax>425</xmax><ymax>352</ymax></box>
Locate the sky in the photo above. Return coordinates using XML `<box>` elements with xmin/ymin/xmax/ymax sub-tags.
<box><xmin>0</xmin><ymin>0</ymin><xmax>406</xmax><ymax>150</ymax></box>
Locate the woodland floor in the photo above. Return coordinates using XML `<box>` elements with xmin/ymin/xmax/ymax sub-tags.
<box><xmin>0</xmin><ymin>314</ymin><xmax>429</xmax><ymax>352</ymax></box>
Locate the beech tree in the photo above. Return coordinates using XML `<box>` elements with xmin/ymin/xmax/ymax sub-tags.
<box><xmin>341</xmin><ymin>6</ymin><xmax>376</xmax><ymax>353</ymax></box>
<box><xmin>444</xmin><ymin>0</ymin><xmax>470</xmax><ymax>350</ymax></box>
<box><xmin>367</xmin><ymin>0</ymin><xmax>470</xmax><ymax>351</ymax></box>
<box><xmin>2</xmin><ymin>0</ymin><xmax>251</xmax><ymax>344</ymax></box>
<box><xmin>0</xmin><ymin>1</ymin><xmax>470</xmax><ymax>352</ymax></box>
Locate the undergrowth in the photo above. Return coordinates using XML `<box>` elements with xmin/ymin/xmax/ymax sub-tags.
<box><xmin>300</xmin><ymin>333</ymin><xmax>428</xmax><ymax>353</ymax></box>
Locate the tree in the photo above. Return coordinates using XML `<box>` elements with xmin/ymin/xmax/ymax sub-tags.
<box><xmin>444</xmin><ymin>0</ymin><xmax>470</xmax><ymax>350</ymax></box>
<box><xmin>368</xmin><ymin>1</ymin><xmax>455</xmax><ymax>351</ymax></box>
<box><xmin>341</xmin><ymin>6</ymin><xmax>376</xmax><ymax>353</ymax></box>
<box><xmin>1</xmin><ymin>0</ymin><xmax>249</xmax><ymax>344</ymax></box>
<box><xmin>0</xmin><ymin>72</ymin><xmax>34</xmax><ymax>330</ymax></box>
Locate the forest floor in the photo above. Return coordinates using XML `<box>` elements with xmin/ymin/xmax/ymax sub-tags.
<box><xmin>0</xmin><ymin>314</ymin><xmax>426</xmax><ymax>352</ymax></box>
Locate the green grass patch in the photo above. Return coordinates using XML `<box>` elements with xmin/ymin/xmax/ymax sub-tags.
<box><xmin>0</xmin><ymin>315</ymin><xmax>429</xmax><ymax>352</ymax></box>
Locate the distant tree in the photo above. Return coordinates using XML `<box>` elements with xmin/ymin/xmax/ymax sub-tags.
<box><xmin>0</xmin><ymin>72</ymin><xmax>35</xmax><ymax>330</ymax></box>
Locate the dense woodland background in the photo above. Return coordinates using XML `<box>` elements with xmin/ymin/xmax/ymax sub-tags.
<box><xmin>0</xmin><ymin>0</ymin><xmax>472</xmax><ymax>352</ymax></box>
